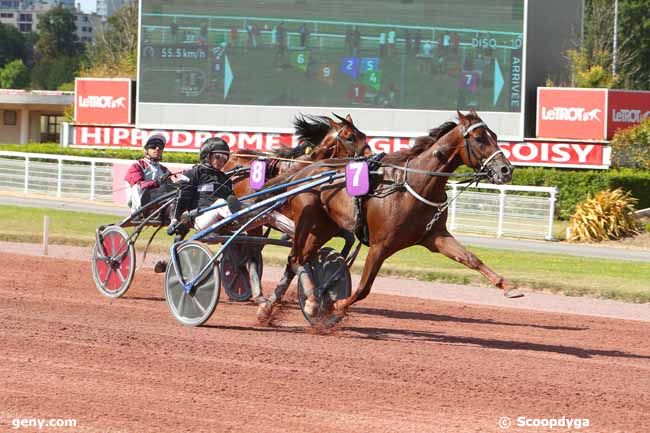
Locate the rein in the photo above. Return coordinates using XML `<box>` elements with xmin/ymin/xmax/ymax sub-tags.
<box><xmin>230</xmin><ymin>152</ymin><xmax>314</xmax><ymax>164</ymax></box>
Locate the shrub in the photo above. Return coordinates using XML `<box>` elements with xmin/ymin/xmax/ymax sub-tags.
<box><xmin>611</xmin><ymin>118</ymin><xmax>650</xmax><ymax>170</ymax></box>
<box><xmin>512</xmin><ymin>167</ymin><xmax>650</xmax><ymax>219</ymax></box>
<box><xmin>568</xmin><ymin>188</ymin><xmax>640</xmax><ymax>242</ymax></box>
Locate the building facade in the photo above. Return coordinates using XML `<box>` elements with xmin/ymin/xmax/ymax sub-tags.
<box><xmin>96</xmin><ymin>0</ymin><xmax>128</xmax><ymax>20</ymax></box>
<box><xmin>0</xmin><ymin>0</ymin><xmax>100</xmax><ymax>42</ymax></box>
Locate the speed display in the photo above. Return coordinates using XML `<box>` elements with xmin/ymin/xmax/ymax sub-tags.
<box><xmin>139</xmin><ymin>0</ymin><xmax>525</xmax><ymax>113</ymax></box>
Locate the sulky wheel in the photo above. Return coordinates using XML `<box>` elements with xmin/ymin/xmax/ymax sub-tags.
<box><xmin>220</xmin><ymin>244</ymin><xmax>263</xmax><ymax>301</ymax></box>
<box><xmin>297</xmin><ymin>247</ymin><xmax>352</xmax><ymax>327</ymax></box>
<box><xmin>92</xmin><ymin>226</ymin><xmax>136</xmax><ymax>298</ymax></box>
<box><xmin>165</xmin><ymin>241</ymin><xmax>220</xmax><ymax>327</ymax></box>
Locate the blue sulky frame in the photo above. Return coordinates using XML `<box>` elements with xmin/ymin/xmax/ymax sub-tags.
<box><xmin>168</xmin><ymin>169</ymin><xmax>343</xmax><ymax>297</ymax></box>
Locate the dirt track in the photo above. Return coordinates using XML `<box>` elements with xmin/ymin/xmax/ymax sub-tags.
<box><xmin>1</xmin><ymin>253</ymin><xmax>649</xmax><ymax>433</ymax></box>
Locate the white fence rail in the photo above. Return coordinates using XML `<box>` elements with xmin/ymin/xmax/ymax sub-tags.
<box><xmin>0</xmin><ymin>151</ymin><xmax>558</xmax><ymax>240</ymax></box>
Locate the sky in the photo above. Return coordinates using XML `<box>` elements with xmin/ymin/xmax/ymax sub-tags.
<box><xmin>77</xmin><ymin>0</ymin><xmax>96</xmax><ymax>14</ymax></box>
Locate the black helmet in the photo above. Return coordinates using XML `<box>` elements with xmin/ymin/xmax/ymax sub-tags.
<box><xmin>200</xmin><ymin>137</ymin><xmax>230</xmax><ymax>163</ymax></box>
<box><xmin>144</xmin><ymin>134</ymin><xmax>166</xmax><ymax>150</ymax></box>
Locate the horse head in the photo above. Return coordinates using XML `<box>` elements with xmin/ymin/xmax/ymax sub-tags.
<box><xmin>456</xmin><ymin>109</ymin><xmax>513</xmax><ymax>184</ymax></box>
<box><xmin>325</xmin><ymin>113</ymin><xmax>371</xmax><ymax>158</ymax></box>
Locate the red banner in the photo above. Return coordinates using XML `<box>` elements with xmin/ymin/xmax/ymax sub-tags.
<box><xmin>71</xmin><ymin>125</ymin><xmax>610</xmax><ymax>169</ymax></box>
<box><xmin>74</xmin><ymin>78</ymin><xmax>133</xmax><ymax>125</ymax></box>
<box><xmin>537</xmin><ymin>88</ymin><xmax>608</xmax><ymax>140</ymax></box>
<box><xmin>607</xmin><ymin>90</ymin><xmax>650</xmax><ymax>139</ymax></box>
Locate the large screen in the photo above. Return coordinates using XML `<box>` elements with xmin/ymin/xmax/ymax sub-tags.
<box><xmin>137</xmin><ymin>0</ymin><xmax>526</xmax><ymax>138</ymax></box>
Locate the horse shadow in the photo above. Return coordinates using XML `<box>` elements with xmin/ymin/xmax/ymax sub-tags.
<box><xmin>349</xmin><ymin>306</ymin><xmax>588</xmax><ymax>331</ymax></box>
<box><xmin>204</xmin><ymin>313</ymin><xmax>648</xmax><ymax>361</ymax></box>
<box><xmin>125</xmin><ymin>295</ymin><xmax>166</xmax><ymax>302</ymax></box>
<box><xmin>342</xmin><ymin>325</ymin><xmax>650</xmax><ymax>361</ymax></box>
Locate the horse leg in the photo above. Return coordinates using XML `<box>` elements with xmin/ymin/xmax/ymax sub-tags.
<box><xmin>256</xmin><ymin>259</ymin><xmax>295</xmax><ymax>322</ymax></box>
<box><xmin>420</xmin><ymin>233</ymin><xmax>523</xmax><ymax>298</ymax></box>
<box><xmin>334</xmin><ymin>245</ymin><xmax>387</xmax><ymax>312</ymax></box>
<box><xmin>293</xmin><ymin>224</ymin><xmax>339</xmax><ymax>318</ymax></box>
<box><xmin>337</xmin><ymin>229</ymin><xmax>355</xmax><ymax>259</ymax></box>
<box><xmin>245</xmin><ymin>251</ymin><xmax>263</xmax><ymax>302</ymax></box>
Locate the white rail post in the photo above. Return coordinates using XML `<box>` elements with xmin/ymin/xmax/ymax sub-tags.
<box><xmin>90</xmin><ymin>161</ymin><xmax>96</xmax><ymax>200</ymax></box>
<box><xmin>547</xmin><ymin>188</ymin><xmax>557</xmax><ymax>241</ymax></box>
<box><xmin>497</xmin><ymin>187</ymin><xmax>506</xmax><ymax>238</ymax></box>
<box><xmin>449</xmin><ymin>183</ymin><xmax>458</xmax><ymax>232</ymax></box>
<box><xmin>24</xmin><ymin>156</ymin><xmax>29</xmax><ymax>194</ymax></box>
<box><xmin>42</xmin><ymin>215</ymin><xmax>49</xmax><ymax>256</ymax></box>
<box><xmin>57</xmin><ymin>158</ymin><xmax>63</xmax><ymax>198</ymax></box>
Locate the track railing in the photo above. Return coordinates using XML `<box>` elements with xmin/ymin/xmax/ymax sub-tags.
<box><xmin>0</xmin><ymin>151</ymin><xmax>557</xmax><ymax>240</ymax></box>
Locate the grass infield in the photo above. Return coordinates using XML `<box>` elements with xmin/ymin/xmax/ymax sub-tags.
<box><xmin>1</xmin><ymin>205</ymin><xmax>648</xmax><ymax>303</ymax></box>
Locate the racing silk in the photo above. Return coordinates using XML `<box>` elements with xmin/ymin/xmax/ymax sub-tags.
<box><xmin>125</xmin><ymin>158</ymin><xmax>171</xmax><ymax>212</ymax></box>
<box><xmin>125</xmin><ymin>158</ymin><xmax>170</xmax><ymax>190</ymax></box>
<box><xmin>173</xmin><ymin>163</ymin><xmax>234</xmax><ymax>220</ymax></box>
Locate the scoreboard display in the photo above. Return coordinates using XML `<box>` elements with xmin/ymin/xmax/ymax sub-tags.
<box><xmin>138</xmin><ymin>0</ymin><xmax>527</xmax><ymax>137</ymax></box>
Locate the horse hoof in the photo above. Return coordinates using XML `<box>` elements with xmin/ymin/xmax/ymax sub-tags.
<box><xmin>256</xmin><ymin>301</ymin><xmax>273</xmax><ymax>323</ymax></box>
<box><xmin>303</xmin><ymin>298</ymin><xmax>318</xmax><ymax>318</ymax></box>
<box><xmin>153</xmin><ymin>260</ymin><xmax>167</xmax><ymax>274</ymax></box>
<box><xmin>333</xmin><ymin>300</ymin><xmax>347</xmax><ymax>312</ymax></box>
<box><xmin>504</xmin><ymin>289</ymin><xmax>524</xmax><ymax>298</ymax></box>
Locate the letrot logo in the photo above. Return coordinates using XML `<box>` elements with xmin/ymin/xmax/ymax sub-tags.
<box><xmin>541</xmin><ymin>107</ymin><xmax>601</xmax><ymax>122</ymax></box>
<box><xmin>78</xmin><ymin>95</ymin><xmax>126</xmax><ymax>109</ymax></box>
<box><xmin>612</xmin><ymin>109</ymin><xmax>650</xmax><ymax>124</ymax></box>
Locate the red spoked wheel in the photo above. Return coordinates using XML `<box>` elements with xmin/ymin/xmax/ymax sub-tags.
<box><xmin>92</xmin><ymin>226</ymin><xmax>136</xmax><ymax>298</ymax></box>
<box><xmin>220</xmin><ymin>244</ymin><xmax>263</xmax><ymax>302</ymax></box>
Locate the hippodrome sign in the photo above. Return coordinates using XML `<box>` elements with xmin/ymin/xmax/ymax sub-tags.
<box><xmin>70</xmin><ymin>126</ymin><xmax>611</xmax><ymax>169</ymax></box>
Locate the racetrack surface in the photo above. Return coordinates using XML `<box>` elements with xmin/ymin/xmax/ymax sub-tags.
<box><xmin>1</xmin><ymin>252</ymin><xmax>649</xmax><ymax>433</ymax></box>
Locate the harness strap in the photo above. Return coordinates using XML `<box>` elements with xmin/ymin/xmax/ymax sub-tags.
<box><xmin>404</xmin><ymin>182</ymin><xmax>447</xmax><ymax>207</ymax></box>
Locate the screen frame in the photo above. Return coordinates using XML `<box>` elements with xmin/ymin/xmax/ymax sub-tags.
<box><xmin>136</xmin><ymin>0</ymin><xmax>528</xmax><ymax>140</ymax></box>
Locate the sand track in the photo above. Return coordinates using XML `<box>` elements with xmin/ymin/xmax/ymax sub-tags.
<box><xmin>1</xmin><ymin>253</ymin><xmax>649</xmax><ymax>433</ymax></box>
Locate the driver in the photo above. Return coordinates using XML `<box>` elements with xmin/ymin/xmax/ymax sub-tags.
<box><xmin>171</xmin><ymin>137</ymin><xmax>236</xmax><ymax>234</ymax></box>
<box><xmin>125</xmin><ymin>134</ymin><xmax>172</xmax><ymax>213</ymax></box>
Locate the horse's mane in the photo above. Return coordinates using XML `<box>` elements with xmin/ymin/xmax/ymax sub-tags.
<box><xmin>382</xmin><ymin>121</ymin><xmax>458</xmax><ymax>164</ymax></box>
<box><xmin>293</xmin><ymin>114</ymin><xmax>331</xmax><ymax>147</ymax></box>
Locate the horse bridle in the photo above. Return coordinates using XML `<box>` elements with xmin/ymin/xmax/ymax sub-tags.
<box><xmin>461</xmin><ymin>121</ymin><xmax>505</xmax><ymax>174</ymax></box>
<box><xmin>333</xmin><ymin>124</ymin><xmax>367</xmax><ymax>157</ymax></box>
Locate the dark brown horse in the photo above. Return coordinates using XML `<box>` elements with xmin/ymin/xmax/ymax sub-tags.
<box><xmin>259</xmin><ymin>110</ymin><xmax>519</xmax><ymax>322</ymax></box>
<box><xmin>220</xmin><ymin>114</ymin><xmax>370</xmax><ymax>306</ymax></box>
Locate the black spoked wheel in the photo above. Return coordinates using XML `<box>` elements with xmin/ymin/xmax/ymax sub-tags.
<box><xmin>91</xmin><ymin>226</ymin><xmax>136</xmax><ymax>298</ymax></box>
<box><xmin>220</xmin><ymin>244</ymin><xmax>263</xmax><ymax>301</ymax></box>
<box><xmin>164</xmin><ymin>242</ymin><xmax>220</xmax><ymax>327</ymax></box>
<box><xmin>297</xmin><ymin>247</ymin><xmax>351</xmax><ymax>327</ymax></box>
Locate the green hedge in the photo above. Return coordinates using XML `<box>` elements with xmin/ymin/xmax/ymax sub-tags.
<box><xmin>3</xmin><ymin>143</ymin><xmax>649</xmax><ymax>219</ymax></box>
<box><xmin>0</xmin><ymin>142</ymin><xmax>199</xmax><ymax>164</ymax></box>
<box><xmin>513</xmin><ymin>167</ymin><xmax>650</xmax><ymax>219</ymax></box>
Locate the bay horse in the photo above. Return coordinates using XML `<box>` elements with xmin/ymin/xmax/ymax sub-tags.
<box><xmin>220</xmin><ymin>113</ymin><xmax>370</xmax><ymax>305</ymax></box>
<box><xmin>259</xmin><ymin>110</ymin><xmax>520</xmax><ymax>322</ymax></box>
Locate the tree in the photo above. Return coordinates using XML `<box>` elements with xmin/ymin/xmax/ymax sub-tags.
<box><xmin>30</xmin><ymin>56</ymin><xmax>79</xmax><ymax>90</ymax></box>
<box><xmin>84</xmin><ymin>1</ymin><xmax>138</xmax><ymax>78</ymax></box>
<box><xmin>35</xmin><ymin>5</ymin><xmax>83</xmax><ymax>61</ymax></box>
<box><xmin>564</xmin><ymin>0</ymin><xmax>650</xmax><ymax>90</ymax></box>
<box><xmin>0</xmin><ymin>23</ymin><xmax>27</xmax><ymax>68</ymax></box>
<box><xmin>0</xmin><ymin>59</ymin><xmax>30</xmax><ymax>89</ymax></box>
<box><xmin>618</xmin><ymin>0</ymin><xmax>650</xmax><ymax>89</ymax></box>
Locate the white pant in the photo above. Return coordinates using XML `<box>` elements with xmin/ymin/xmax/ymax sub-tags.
<box><xmin>194</xmin><ymin>198</ymin><xmax>295</xmax><ymax>236</ymax></box>
<box><xmin>194</xmin><ymin>199</ymin><xmax>232</xmax><ymax>231</ymax></box>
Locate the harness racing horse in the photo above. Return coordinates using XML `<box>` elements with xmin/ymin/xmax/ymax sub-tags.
<box><xmin>220</xmin><ymin>113</ymin><xmax>371</xmax><ymax>304</ymax></box>
<box><xmin>259</xmin><ymin>110</ymin><xmax>520</xmax><ymax>324</ymax></box>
